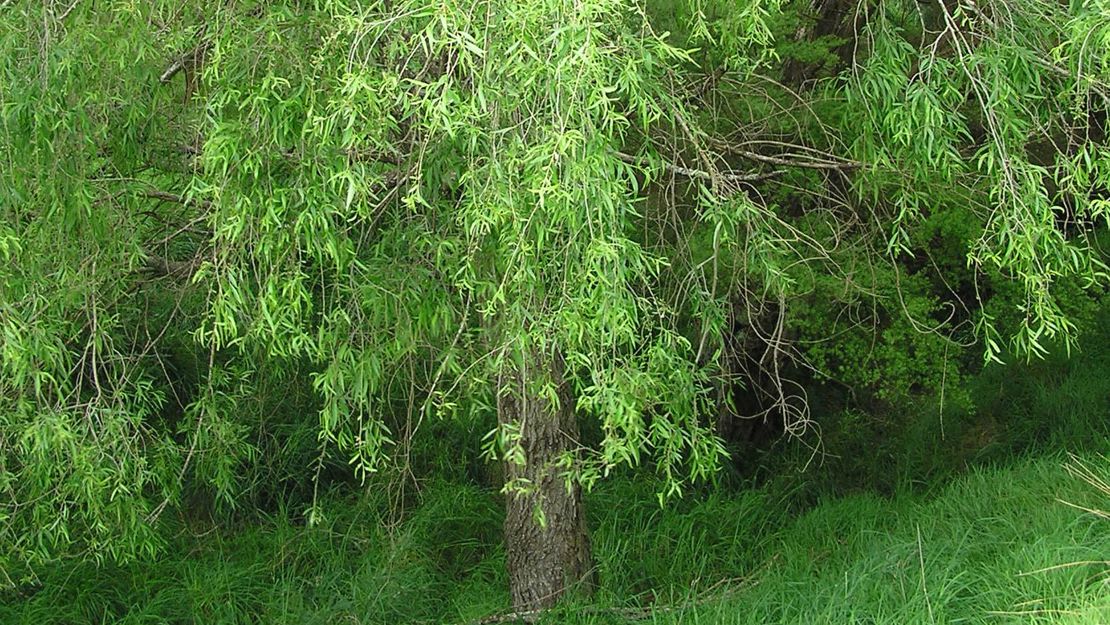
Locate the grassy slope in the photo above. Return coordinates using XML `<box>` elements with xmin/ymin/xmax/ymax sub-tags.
<box><xmin>581</xmin><ymin>454</ymin><xmax>1110</xmax><ymax>625</ymax></box>
<box><xmin>3</xmin><ymin>451</ymin><xmax>1107</xmax><ymax>625</ymax></box>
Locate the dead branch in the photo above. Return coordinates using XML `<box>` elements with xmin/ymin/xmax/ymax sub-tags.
<box><xmin>614</xmin><ymin>151</ymin><xmax>783</xmax><ymax>185</ymax></box>
<box><xmin>142</xmin><ymin>253</ymin><xmax>202</xmax><ymax>279</ymax></box>
<box><xmin>141</xmin><ymin>189</ymin><xmax>212</xmax><ymax>211</ymax></box>
<box><xmin>731</xmin><ymin>148</ymin><xmax>864</xmax><ymax>171</ymax></box>
<box><xmin>707</xmin><ymin>138</ymin><xmax>864</xmax><ymax>171</ymax></box>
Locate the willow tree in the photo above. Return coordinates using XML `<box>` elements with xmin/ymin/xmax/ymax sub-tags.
<box><xmin>2</xmin><ymin>0</ymin><xmax>1108</xmax><ymax>612</ymax></box>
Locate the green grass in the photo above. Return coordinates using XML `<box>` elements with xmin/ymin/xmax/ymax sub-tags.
<box><xmin>566</xmin><ymin>453</ymin><xmax>1110</xmax><ymax>625</ymax></box>
<box><xmin>3</xmin><ymin>451</ymin><xmax>1107</xmax><ymax>625</ymax></box>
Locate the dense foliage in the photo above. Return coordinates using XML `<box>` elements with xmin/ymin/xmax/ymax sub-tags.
<box><xmin>1</xmin><ymin>0</ymin><xmax>1107</xmax><ymax>605</ymax></box>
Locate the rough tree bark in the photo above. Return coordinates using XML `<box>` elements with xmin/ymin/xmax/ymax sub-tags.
<box><xmin>497</xmin><ymin>354</ymin><xmax>596</xmax><ymax>613</ymax></box>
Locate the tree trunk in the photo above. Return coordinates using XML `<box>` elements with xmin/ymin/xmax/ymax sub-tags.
<box><xmin>781</xmin><ymin>0</ymin><xmax>855</xmax><ymax>87</ymax></box>
<box><xmin>498</xmin><ymin>355</ymin><xmax>595</xmax><ymax>613</ymax></box>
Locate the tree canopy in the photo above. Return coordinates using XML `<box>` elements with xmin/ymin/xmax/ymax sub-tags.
<box><xmin>1</xmin><ymin>0</ymin><xmax>1107</xmax><ymax>607</ymax></box>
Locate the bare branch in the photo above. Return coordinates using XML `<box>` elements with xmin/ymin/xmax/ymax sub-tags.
<box><xmin>141</xmin><ymin>189</ymin><xmax>212</xmax><ymax>210</ymax></box>
<box><xmin>141</xmin><ymin>253</ymin><xmax>202</xmax><ymax>279</ymax></box>
<box><xmin>56</xmin><ymin>0</ymin><xmax>82</xmax><ymax>21</ymax></box>
<box><xmin>708</xmin><ymin>139</ymin><xmax>865</xmax><ymax>171</ymax></box>
<box><xmin>159</xmin><ymin>41</ymin><xmax>211</xmax><ymax>84</ymax></box>
<box><xmin>731</xmin><ymin>148</ymin><xmax>864</xmax><ymax>171</ymax></box>
<box><xmin>159</xmin><ymin>59</ymin><xmax>186</xmax><ymax>84</ymax></box>
<box><xmin>613</xmin><ymin>151</ymin><xmax>782</xmax><ymax>185</ymax></box>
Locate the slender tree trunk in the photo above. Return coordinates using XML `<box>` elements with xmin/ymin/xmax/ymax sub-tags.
<box><xmin>498</xmin><ymin>355</ymin><xmax>595</xmax><ymax>613</ymax></box>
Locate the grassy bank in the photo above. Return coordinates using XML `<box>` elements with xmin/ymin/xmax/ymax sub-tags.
<box><xmin>582</xmin><ymin>453</ymin><xmax>1109</xmax><ymax>624</ymax></box>
<box><xmin>4</xmin><ymin>450</ymin><xmax>1106</xmax><ymax>624</ymax></box>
